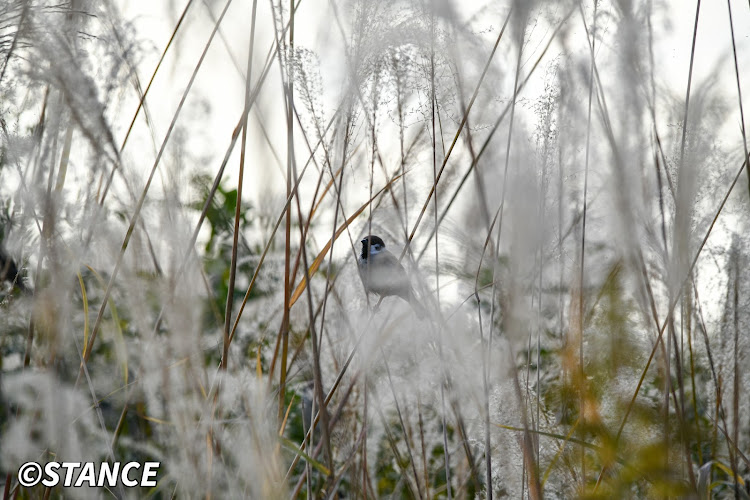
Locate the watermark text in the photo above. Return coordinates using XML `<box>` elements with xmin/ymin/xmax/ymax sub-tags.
<box><xmin>17</xmin><ymin>461</ymin><xmax>159</xmax><ymax>488</ymax></box>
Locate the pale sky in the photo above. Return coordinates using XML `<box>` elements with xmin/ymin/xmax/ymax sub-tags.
<box><xmin>115</xmin><ymin>0</ymin><xmax>750</xmax><ymax>196</ymax></box>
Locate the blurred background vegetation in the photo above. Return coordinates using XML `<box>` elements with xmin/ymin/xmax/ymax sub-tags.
<box><xmin>1</xmin><ymin>0</ymin><xmax>749</xmax><ymax>498</ymax></box>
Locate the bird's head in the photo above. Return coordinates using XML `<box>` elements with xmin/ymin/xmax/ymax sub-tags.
<box><xmin>360</xmin><ymin>235</ymin><xmax>385</xmax><ymax>259</ymax></box>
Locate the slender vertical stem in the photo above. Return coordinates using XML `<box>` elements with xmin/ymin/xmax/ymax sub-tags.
<box><xmin>685</xmin><ymin>286</ymin><xmax>702</xmax><ymax>465</ymax></box>
<box><xmin>278</xmin><ymin>0</ymin><xmax>293</xmax><ymax>422</ymax></box>
<box><xmin>429</xmin><ymin>6</ymin><xmax>452</xmax><ymax>498</ymax></box>
<box><xmin>222</xmin><ymin>0</ymin><xmax>259</xmax><ymax>371</ymax></box>
<box><xmin>485</xmin><ymin>8</ymin><xmax>541</xmax><ymax>497</ymax></box>
<box><xmin>676</xmin><ymin>0</ymin><xmax>701</xmax><ymax>180</ymax></box>
<box><xmin>725</xmin><ymin>0</ymin><xmax>750</xmax><ymax>486</ymax></box>
<box><xmin>362</xmin><ymin>375</ymin><xmax>368</xmax><ymax>499</ymax></box>
<box><xmin>731</xmin><ymin>246</ymin><xmax>740</xmax><ymax>499</ymax></box>
<box><xmin>579</xmin><ymin>0</ymin><xmax>597</xmax><ymax>489</ymax></box>
<box><xmin>724</xmin><ymin>0</ymin><xmax>750</xmax><ymax>198</ymax></box>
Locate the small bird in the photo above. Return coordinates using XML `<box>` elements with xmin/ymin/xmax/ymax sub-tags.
<box><xmin>358</xmin><ymin>235</ymin><xmax>426</xmax><ymax>319</ymax></box>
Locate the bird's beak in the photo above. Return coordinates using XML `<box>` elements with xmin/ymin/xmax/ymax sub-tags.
<box><xmin>360</xmin><ymin>238</ymin><xmax>367</xmax><ymax>245</ymax></box>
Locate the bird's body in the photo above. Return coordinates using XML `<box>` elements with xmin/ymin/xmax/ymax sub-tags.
<box><xmin>358</xmin><ymin>235</ymin><xmax>425</xmax><ymax>318</ymax></box>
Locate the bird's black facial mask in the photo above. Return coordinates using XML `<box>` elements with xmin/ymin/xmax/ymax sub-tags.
<box><xmin>360</xmin><ymin>236</ymin><xmax>384</xmax><ymax>259</ymax></box>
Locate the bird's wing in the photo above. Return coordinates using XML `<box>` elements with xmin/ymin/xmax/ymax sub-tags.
<box><xmin>365</xmin><ymin>251</ymin><xmax>412</xmax><ymax>297</ymax></box>
<box><xmin>362</xmin><ymin>250</ymin><xmax>426</xmax><ymax>318</ymax></box>
<box><xmin>374</xmin><ymin>252</ymin><xmax>409</xmax><ymax>283</ymax></box>
<box><xmin>371</xmin><ymin>251</ymin><xmax>404</xmax><ymax>271</ymax></box>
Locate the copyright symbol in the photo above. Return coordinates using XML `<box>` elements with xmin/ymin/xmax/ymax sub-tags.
<box><xmin>17</xmin><ymin>462</ymin><xmax>42</xmax><ymax>487</ymax></box>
